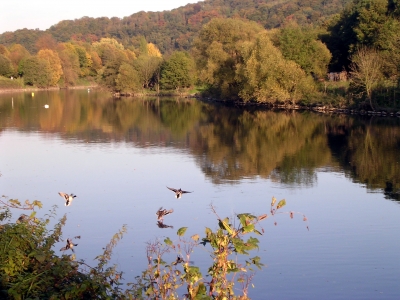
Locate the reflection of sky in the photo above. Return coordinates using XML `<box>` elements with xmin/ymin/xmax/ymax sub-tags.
<box><xmin>1</xmin><ymin>131</ymin><xmax>400</xmax><ymax>299</ymax></box>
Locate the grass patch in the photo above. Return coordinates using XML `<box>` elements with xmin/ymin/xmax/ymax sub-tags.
<box><xmin>0</xmin><ymin>76</ymin><xmax>24</xmax><ymax>89</ymax></box>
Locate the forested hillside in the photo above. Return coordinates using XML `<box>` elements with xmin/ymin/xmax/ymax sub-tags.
<box><xmin>0</xmin><ymin>0</ymin><xmax>348</xmax><ymax>54</ymax></box>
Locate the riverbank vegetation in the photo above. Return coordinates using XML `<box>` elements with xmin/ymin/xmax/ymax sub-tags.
<box><xmin>0</xmin><ymin>195</ymin><xmax>303</xmax><ymax>299</ymax></box>
<box><xmin>1</xmin><ymin>0</ymin><xmax>400</xmax><ymax>110</ymax></box>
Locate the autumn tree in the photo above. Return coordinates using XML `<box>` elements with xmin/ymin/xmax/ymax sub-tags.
<box><xmin>93</xmin><ymin>38</ymin><xmax>129</xmax><ymax>88</ymax></box>
<box><xmin>0</xmin><ymin>45</ymin><xmax>10</xmax><ymax>56</ymax></box>
<box><xmin>192</xmin><ymin>18</ymin><xmax>264</xmax><ymax>99</ymax></box>
<box><xmin>8</xmin><ymin>44</ymin><xmax>31</xmax><ymax>75</ymax></box>
<box><xmin>37</xmin><ymin>49</ymin><xmax>63</xmax><ymax>86</ymax></box>
<box><xmin>89</xmin><ymin>50</ymin><xmax>102</xmax><ymax>75</ymax></box>
<box><xmin>147</xmin><ymin>43</ymin><xmax>162</xmax><ymax>57</ymax></box>
<box><xmin>35</xmin><ymin>33</ymin><xmax>58</xmax><ymax>51</ymax></box>
<box><xmin>71</xmin><ymin>45</ymin><xmax>90</xmax><ymax>76</ymax></box>
<box><xmin>58</xmin><ymin>43</ymin><xmax>80</xmax><ymax>86</ymax></box>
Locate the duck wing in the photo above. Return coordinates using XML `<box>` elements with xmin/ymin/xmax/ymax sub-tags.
<box><xmin>181</xmin><ymin>190</ymin><xmax>193</xmax><ymax>194</ymax></box>
<box><xmin>167</xmin><ymin>186</ymin><xmax>178</xmax><ymax>192</ymax></box>
<box><xmin>58</xmin><ymin>192</ymin><xmax>69</xmax><ymax>200</ymax></box>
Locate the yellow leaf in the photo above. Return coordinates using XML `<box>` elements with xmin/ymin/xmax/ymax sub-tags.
<box><xmin>191</xmin><ymin>234</ymin><xmax>200</xmax><ymax>241</ymax></box>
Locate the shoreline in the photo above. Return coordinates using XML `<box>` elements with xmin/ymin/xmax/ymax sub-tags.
<box><xmin>0</xmin><ymin>85</ymin><xmax>99</xmax><ymax>94</ymax></box>
<box><xmin>196</xmin><ymin>97</ymin><xmax>400</xmax><ymax>118</ymax></box>
<box><xmin>2</xmin><ymin>87</ymin><xmax>399</xmax><ymax>117</ymax></box>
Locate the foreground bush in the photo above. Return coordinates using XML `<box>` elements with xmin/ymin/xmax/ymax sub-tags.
<box><xmin>0</xmin><ymin>196</ymin><xmax>306</xmax><ymax>299</ymax></box>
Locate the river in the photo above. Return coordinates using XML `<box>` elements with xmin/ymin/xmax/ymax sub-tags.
<box><xmin>0</xmin><ymin>89</ymin><xmax>399</xmax><ymax>299</ymax></box>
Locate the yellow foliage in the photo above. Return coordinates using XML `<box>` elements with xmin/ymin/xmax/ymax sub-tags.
<box><xmin>147</xmin><ymin>43</ymin><xmax>162</xmax><ymax>57</ymax></box>
<box><xmin>37</xmin><ymin>49</ymin><xmax>63</xmax><ymax>86</ymax></box>
<box><xmin>92</xmin><ymin>38</ymin><xmax>125</xmax><ymax>50</ymax></box>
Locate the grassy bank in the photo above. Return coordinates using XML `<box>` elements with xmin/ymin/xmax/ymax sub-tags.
<box><xmin>0</xmin><ymin>76</ymin><xmax>24</xmax><ymax>90</ymax></box>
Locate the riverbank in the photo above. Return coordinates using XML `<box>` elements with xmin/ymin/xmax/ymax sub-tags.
<box><xmin>3</xmin><ymin>86</ymin><xmax>399</xmax><ymax>117</ymax></box>
<box><xmin>196</xmin><ymin>96</ymin><xmax>400</xmax><ymax>118</ymax></box>
<box><xmin>0</xmin><ymin>85</ymin><xmax>100</xmax><ymax>94</ymax></box>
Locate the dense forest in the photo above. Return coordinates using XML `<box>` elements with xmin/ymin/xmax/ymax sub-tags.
<box><xmin>0</xmin><ymin>0</ymin><xmax>348</xmax><ymax>54</ymax></box>
<box><xmin>1</xmin><ymin>0</ymin><xmax>400</xmax><ymax>110</ymax></box>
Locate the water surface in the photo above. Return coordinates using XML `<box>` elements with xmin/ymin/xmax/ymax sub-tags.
<box><xmin>1</xmin><ymin>89</ymin><xmax>399</xmax><ymax>299</ymax></box>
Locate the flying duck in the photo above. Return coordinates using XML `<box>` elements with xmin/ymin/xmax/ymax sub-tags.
<box><xmin>156</xmin><ymin>207</ymin><xmax>174</xmax><ymax>221</ymax></box>
<box><xmin>166</xmin><ymin>186</ymin><xmax>193</xmax><ymax>199</ymax></box>
<box><xmin>60</xmin><ymin>238</ymin><xmax>78</xmax><ymax>253</ymax></box>
<box><xmin>58</xmin><ymin>192</ymin><xmax>77</xmax><ymax>206</ymax></box>
<box><xmin>156</xmin><ymin>221</ymin><xmax>173</xmax><ymax>229</ymax></box>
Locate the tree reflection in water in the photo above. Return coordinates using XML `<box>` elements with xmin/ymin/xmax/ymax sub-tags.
<box><xmin>0</xmin><ymin>89</ymin><xmax>399</xmax><ymax>201</ymax></box>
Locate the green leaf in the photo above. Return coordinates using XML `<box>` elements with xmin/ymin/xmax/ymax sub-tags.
<box><xmin>164</xmin><ymin>237</ymin><xmax>173</xmax><ymax>246</ymax></box>
<box><xmin>242</xmin><ymin>224</ymin><xmax>255</xmax><ymax>233</ymax></box>
<box><xmin>218</xmin><ymin>218</ymin><xmax>234</xmax><ymax>235</ymax></box>
<box><xmin>254</xmin><ymin>229</ymin><xmax>263</xmax><ymax>235</ymax></box>
<box><xmin>271</xmin><ymin>196</ymin><xmax>276</xmax><ymax>206</ymax></box>
<box><xmin>277</xmin><ymin>199</ymin><xmax>286</xmax><ymax>209</ymax></box>
<box><xmin>177</xmin><ymin>227</ymin><xmax>188</xmax><ymax>236</ymax></box>
<box><xmin>35</xmin><ymin>253</ymin><xmax>46</xmax><ymax>263</ymax></box>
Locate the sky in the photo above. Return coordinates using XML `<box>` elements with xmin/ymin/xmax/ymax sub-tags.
<box><xmin>1</xmin><ymin>0</ymin><xmax>202</xmax><ymax>34</ymax></box>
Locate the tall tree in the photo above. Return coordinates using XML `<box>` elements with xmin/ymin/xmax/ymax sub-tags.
<box><xmin>349</xmin><ymin>47</ymin><xmax>383</xmax><ymax>109</ymax></box>
<box><xmin>8</xmin><ymin>44</ymin><xmax>31</xmax><ymax>75</ymax></box>
<box><xmin>270</xmin><ymin>23</ymin><xmax>332</xmax><ymax>77</ymax></box>
<box><xmin>160</xmin><ymin>51</ymin><xmax>195</xmax><ymax>90</ymax></box>
<box><xmin>0</xmin><ymin>54</ymin><xmax>14</xmax><ymax>77</ymax></box>
<box><xmin>58</xmin><ymin>43</ymin><xmax>80</xmax><ymax>86</ymax></box>
<box><xmin>115</xmin><ymin>62</ymin><xmax>142</xmax><ymax>92</ymax></box>
<box><xmin>23</xmin><ymin>56</ymin><xmax>52</xmax><ymax>87</ymax></box>
<box><xmin>238</xmin><ymin>32</ymin><xmax>313</xmax><ymax>104</ymax></box>
<box><xmin>133</xmin><ymin>55</ymin><xmax>162</xmax><ymax>88</ymax></box>
<box><xmin>192</xmin><ymin>18</ymin><xmax>264</xmax><ymax>99</ymax></box>
<box><xmin>37</xmin><ymin>49</ymin><xmax>63</xmax><ymax>86</ymax></box>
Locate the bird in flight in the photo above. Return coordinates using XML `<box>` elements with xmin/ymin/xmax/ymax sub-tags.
<box><xmin>156</xmin><ymin>207</ymin><xmax>174</xmax><ymax>221</ymax></box>
<box><xmin>60</xmin><ymin>238</ymin><xmax>78</xmax><ymax>253</ymax></box>
<box><xmin>58</xmin><ymin>192</ymin><xmax>77</xmax><ymax>206</ymax></box>
<box><xmin>166</xmin><ymin>187</ymin><xmax>193</xmax><ymax>199</ymax></box>
<box><xmin>156</xmin><ymin>221</ymin><xmax>173</xmax><ymax>229</ymax></box>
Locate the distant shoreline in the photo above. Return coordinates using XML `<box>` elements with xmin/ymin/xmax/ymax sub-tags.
<box><xmin>0</xmin><ymin>85</ymin><xmax>99</xmax><ymax>94</ymax></box>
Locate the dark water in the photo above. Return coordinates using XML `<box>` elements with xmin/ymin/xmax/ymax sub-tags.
<box><xmin>1</xmin><ymin>89</ymin><xmax>399</xmax><ymax>299</ymax></box>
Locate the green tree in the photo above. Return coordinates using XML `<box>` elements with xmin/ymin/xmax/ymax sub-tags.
<box><xmin>238</xmin><ymin>33</ymin><xmax>314</xmax><ymax>104</ymax></box>
<box><xmin>133</xmin><ymin>55</ymin><xmax>162</xmax><ymax>89</ymax></box>
<box><xmin>0</xmin><ymin>54</ymin><xmax>14</xmax><ymax>77</ymax></box>
<box><xmin>192</xmin><ymin>18</ymin><xmax>264</xmax><ymax>99</ymax></box>
<box><xmin>160</xmin><ymin>51</ymin><xmax>195</xmax><ymax>91</ymax></box>
<box><xmin>23</xmin><ymin>56</ymin><xmax>52</xmax><ymax>87</ymax></box>
<box><xmin>115</xmin><ymin>62</ymin><xmax>142</xmax><ymax>92</ymax></box>
<box><xmin>326</xmin><ymin>0</ymin><xmax>399</xmax><ymax>71</ymax></box>
<box><xmin>270</xmin><ymin>23</ymin><xmax>332</xmax><ymax>78</ymax></box>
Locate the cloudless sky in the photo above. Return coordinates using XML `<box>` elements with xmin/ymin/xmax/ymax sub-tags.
<box><xmin>1</xmin><ymin>0</ymin><xmax>202</xmax><ymax>34</ymax></box>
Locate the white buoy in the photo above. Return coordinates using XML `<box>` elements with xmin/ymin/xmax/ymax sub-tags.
<box><xmin>44</xmin><ymin>104</ymin><xmax>49</xmax><ymax>109</ymax></box>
